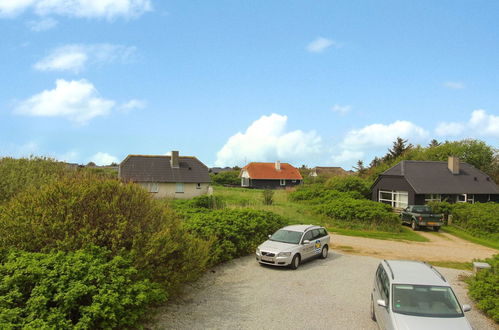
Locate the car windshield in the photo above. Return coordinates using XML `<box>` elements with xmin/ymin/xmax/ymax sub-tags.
<box><xmin>392</xmin><ymin>284</ymin><xmax>463</xmax><ymax>318</ymax></box>
<box><xmin>269</xmin><ymin>230</ymin><xmax>303</xmax><ymax>244</ymax></box>
<box><xmin>412</xmin><ymin>206</ymin><xmax>432</xmax><ymax>213</ymax></box>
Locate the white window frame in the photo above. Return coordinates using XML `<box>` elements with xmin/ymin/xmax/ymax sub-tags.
<box><xmin>424</xmin><ymin>194</ymin><xmax>441</xmax><ymax>203</ymax></box>
<box><xmin>280</xmin><ymin>179</ymin><xmax>286</xmax><ymax>186</ymax></box>
<box><xmin>196</xmin><ymin>183</ymin><xmax>201</xmax><ymax>189</ymax></box>
<box><xmin>143</xmin><ymin>182</ymin><xmax>159</xmax><ymax>193</ymax></box>
<box><xmin>457</xmin><ymin>194</ymin><xmax>467</xmax><ymax>203</ymax></box>
<box><xmin>378</xmin><ymin>190</ymin><xmax>408</xmax><ymax>208</ymax></box>
<box><xmin>176</xmin><ymin>182</ymin><xmax>184</xmax><ymax>193</ymax></box>
<box><xmin>241</xmin><ymin>177</ymin><xmax>249</xmax><ymax>187</ymax></box>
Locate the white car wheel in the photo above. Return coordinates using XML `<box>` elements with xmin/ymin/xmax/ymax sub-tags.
<box><xmin>290</xmin><ymin>254</ymin><xmax>300</xmax><ymax>270</ymax></box>
<box><xmin>320</xmin><ymin>246</ymin><xmax>328</xmax><ymax>259</ymax></box>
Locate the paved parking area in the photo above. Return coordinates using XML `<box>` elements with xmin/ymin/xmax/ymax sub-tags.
<box><xmin>151</xmin><ymin>252</ymin><xmax>497</xmax><ymax>330</ymax></box>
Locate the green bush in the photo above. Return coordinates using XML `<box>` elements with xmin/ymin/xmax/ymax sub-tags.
<box><xmin>191</xmin><ymin>194</ymin><xmax>226</xmax><ymax>209</ymax></box>
<box><xmin>315</xmin><ymin>198</ymin><xmax>400</xmax><ymax>231</ymax></box>
<box><xmin>467</xmin><ymin>254</ymin><xmax>499</xmax><ymax>322</ymax></box>
<box><xmin>428</xmin><ymin>201</ymin><xmax>454</xmax><ymax>223</ymax></box>
<box><xmin>211</xmin><ymin>170</ymin><xmax>240</xmax><ymax>186</ymax></box>
<box><xmin>0</xmin><ymin>247</ymin><xmax>165</xmax><ymax>329</ymax></box>
<box><xmin>0</xmin><ymin>176</ymin><xmax>211</xmax><ymax>290</ymax></box>
<box><xmin>289</xmin><ymin>184</ymin><xmax>364</xmax><ymax>202</ymax></box>
<box><xmin>183</xmin><ymin>209</ymin><xmax>287</xmax><ymax>265</ymax></box>
<box><xmin>262</xmin><ymin>189</ymin><xmax>274</xmax><ymax>205</ymax></box>
<box><xmin>451</xmin><ymin>203</ymin><xmax>499</xmax><ymax>241</ymax></box>
<box><xmin>325</xmin><ymin>176</ymin><xmax>371</xmax><ymax>198</ymax></box>
<box><xmin>0</xmin><ymin>157</ymin><xmax>68</xmax><ymax>203</ymax></box>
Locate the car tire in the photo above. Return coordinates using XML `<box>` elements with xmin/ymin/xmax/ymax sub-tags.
<box><xmin>411</xmin><ymin>220</ymin><xmax>419</xmax><ymax>231</ymax></box>
<box><xmin>290</xmin><ymin>254</ymin><xmax>300</xmax><ymax>270</ymax></box>
<box><xmin>370</xmin><ymin>295</ymin><xmax>376</xmax><ymax>321</ymax></box>
<box><xmin>320</xmin><ymin>245</ymin><xmax>328</xmax><ymax>259</ymax></box>
<box><xmin>433</xmin><ymin>226</ymin><xmax>440</xmax><ymax>232</ymax></box>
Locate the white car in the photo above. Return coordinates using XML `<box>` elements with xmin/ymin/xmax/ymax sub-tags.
<box><xmin>255</xmin><ymin>225</ymin><xmax>330</xmax><ymax>270</ymax></box>
<box><xmin>371</xmin><ymin>260</ymin><xmax>472</xmax><ymax>330</ymax></box>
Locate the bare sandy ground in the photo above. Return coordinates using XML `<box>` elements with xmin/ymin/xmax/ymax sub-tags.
<box><xmin>331</xmin><ymin>230</ymin><xmax>497</xmax><ymax>262</ymax></box>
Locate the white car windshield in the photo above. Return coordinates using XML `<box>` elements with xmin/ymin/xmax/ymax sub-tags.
<box><xmin>269</xmin><ymin>230</ymin><xmax>302</xmax><ymax>244</ymax></box>
<box><xmin>392</xmin><ymin>284</ymin><xmax>463</xmax><ymax>318</ymax></box>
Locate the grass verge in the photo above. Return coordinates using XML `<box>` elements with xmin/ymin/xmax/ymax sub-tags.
<box><xmin>328</xmin><ymin>226</ymin><xmax>429</xmax><ymax>242</ymax></box>
<box><xmin>427</xmin><ymin>261</ymin><xmax>473</xmax><ymax>271</ymax></box>
<box><xmin>442</xmin><ymin>225</ymin><xmax>499</xmax><ymax>250</ymax></box>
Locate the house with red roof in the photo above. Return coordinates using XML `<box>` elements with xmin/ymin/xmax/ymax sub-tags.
<box><xmin>239</xmin><ymin>161</ymin><xmax>303</xmax><ymax>189</ymax></box>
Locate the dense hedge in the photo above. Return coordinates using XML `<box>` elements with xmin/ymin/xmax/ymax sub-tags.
<box><xmin>324</xmin><ymin>176</ymin><xmax>371</xmax><ymax>198</ymax></box>
<box><xmin>0</xmin><ymin>247</ymin><xmax>165</xmax><ymax>329</ymax></box>
<box><xmin>0</xmin><ymin>176</ymin><xmax>211</xmax><ymax>290</ymax></box>
<box><xmin>468</xmin><ymin>254</ymin><xmax>499</xmax><ymax>322</ymax></box>
<box><xmin>451</xmin><ymin>203</ymin><xmax>499</xmax><ymax>241</ymax></box>
<box><xmin>315</xmin><ymin>198</ymin><xmax>400</xmax><ymax>231</ymax></box>
<box><xmin>183</xmin><ymin>209</ymin><xmax>288</xmax><ymax>265</ymax></box>
<box><xmin>210</xmin><ymin>170</ymin><xmax>240</xmax><ymax>186</ymax></box>
<box><xmin>289</xmin><ymin>184</ymin><xmax>364</xmax><ymax>203</ymax></box>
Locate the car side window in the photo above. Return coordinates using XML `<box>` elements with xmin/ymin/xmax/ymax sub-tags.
<box><xmin>311</xmin><ymin>229</ymin><xmax>320</xmax><ymax>239</ymax></box>
<box><xmin>377</xmin><ymin>266</ymin><xmax>390</xmax><ymax>301</ymax></box>
<box><xmin>303</xmin><ymin>231</ymin><xmax>313</xmax><ymax>242</ymax></box>
<box><xmin>319</xmin><ymin>228</ymin><xmax>327</xmax><ymax>237</ymax></box>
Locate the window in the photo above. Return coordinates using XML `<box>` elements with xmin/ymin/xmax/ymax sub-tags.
<box><xmin>292</xmin><ymin>180</ymin><xmax>297</xmax><ymax>183</ymax></box>
<box><xmin>318</xmin><ymin>228</ymin><xmax>328</xmax><ymax>237</ymax></box>
<box><xmin>311</xmin><ymin>229</ymin><xmax>320</xmax><ymax>240</ymax></box>
<box><xmin>467</xmin><ymin>194</ymin><xmax>474</xmax><ymax>204</ymax></box>
<box><xmin>241</xmin><ymin>178</ymin><xmax>249</xmax><ymax>187</ymax></box>
<box><xmin>457</xmin><ymin>194</ymin><xmax>466</xmax><ymax>203</ymax></box>
<box><xmin>196</xmin><ymin>183</ymin><xmax>201</xmax><ymax>189</ymax></box>
<box><xmin>280</xmin><ymin>179</ymin><xmax>286</xmax><ymax>186</ymax></box>
<box><xmin>176</xmin><ymin>182</ymin><xmax>184</xmax><ymax>193</ymax></box>
<box><xmin>378</xmin><ymin>190</ymin><xmax>408</xmax><ymax>208</ymax></box>
<box><xmin>424</xmin><ymin>194</ymin><xmax>441</xmax><ymax>203</ymax></box>
<box><xmin>142</xmin><ymin>182</ymin><xmax>159</xmax><ymax>193</ymax></box>
<box><xmin>302</xmin><ymin>231</ymin><xmax>313</xmax><ymax>242</ymax></box>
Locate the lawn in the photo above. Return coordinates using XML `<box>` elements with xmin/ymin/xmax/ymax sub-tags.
<box><xmin>441</xmin><ymin>225</ymin><xmax>499</xmax><ymax>250</ymax></box>
<box><xmin>213</xmin><ymin>186</ymin><xmax>428</xmax><ymax>242</ymax></box>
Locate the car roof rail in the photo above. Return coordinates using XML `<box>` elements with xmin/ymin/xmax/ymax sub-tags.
<box><xmin>423</xmin><ymin>262</ymin><xmax>446</xmax><ymax>282</ymax></box>
<box><xmin>384</xmin><ymin>259</ymin><xmax>395</xmax><ymax>280</ymax></box>
<box><xmin>304</xmin><ymin>225</ymin><xmax>316</xmax><ymax>231</ymax></box>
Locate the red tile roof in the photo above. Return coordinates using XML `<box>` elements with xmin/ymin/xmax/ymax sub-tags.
<box><xmin>242</xmin><ymin>162</ymin><xmax>303</xmax><ymax>180</ymax></box>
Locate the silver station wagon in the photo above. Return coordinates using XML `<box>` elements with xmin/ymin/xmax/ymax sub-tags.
<box><xmin>255</xmin><ymin>225</ymin><xmax>330</xmax><ymax>270</ymax></box>
<box><xmin>371</xmin><ymin>260</ymin><xmax>472</xmax><ymax>330</ymax></box>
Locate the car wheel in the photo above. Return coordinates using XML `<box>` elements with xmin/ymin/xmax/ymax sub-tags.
<box><xmin>290</xmin><ymin>254</ymin><xmax>300</xmax><ymax>270</ymax></box>
<box><xmin>433</xmin><ymin>226</ymin><xmax>440</xmax><ymax>232</ymax></box>
<box><xmin>411</xmin><ymin>220</ymin><xmax>419</xmax><ymax>231</ymax></box>
<box><xmin>320</xmin><ymin>245</ymin><xmax>328</xmax><ymax>259</ymax></box>
<box><xmin>370</xmin><ymin>295</ymin><xmax>376</xmax><ymax>321</ymax></box>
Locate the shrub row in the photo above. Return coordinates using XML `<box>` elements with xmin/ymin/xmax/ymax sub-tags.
<box><xmin>314</xmin><ymin>198</ymin><xmax>400</xmax><ymax>231</ymax></box>
<box><xmin>289</xmin><ymin>185</ymin><xmax>363</xmax><ymax>203</ymax></box>
<box><xmin>450</xmin><ymin>203</ymin><xmax>499</xmax><ymax>241</ymax></box>
<box><xmin>467</xmin><ymin>254</ymin><xmax>499</xmax><ymax>323</ymax></box>
<box><xmin>0</xmin><ymin>247</ymin><xmax>165</xmax><ymax>329</ymax></box>
<box><xmin>183</xmin><ymin>209</ymin><xmax>288</xmax><ymax>265</ymax></box>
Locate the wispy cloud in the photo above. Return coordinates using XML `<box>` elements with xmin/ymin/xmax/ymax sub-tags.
<box><xmin>26</xmin><ymin>17</ymin><xmax>58</xmax><ymax>31</ymax></box>
<box><xmin>119</xmin><ymin>99</ymin><xmax>146</xmax><ymax>112</ymax></box>
<box><xmin>331</xmin><ymin>104</ymin><xmax>351</xmax><ymax>114</ymax></box>
<box><xmin>34</xmin><ymin>44</ymin><xmax>136</xmax><ymax>73</ymax></box>
<box><xmin>90</xmin><ymin>152</ymin><xmax>119</xmax><ymax>165</ymax></box>
<box><xmin>306</xmin><ymin>37</ymin><xmax>339</xmax><ymax>53</ymax></box>
<box><xmin>443</xmin><ymin>81</ymin><xmax>465</xmax><ymax>90</ymax></box>
<box><xmin>0</xmin><ymin>0</ymin><xmax>152</xmax><ymax>20</ymax></box>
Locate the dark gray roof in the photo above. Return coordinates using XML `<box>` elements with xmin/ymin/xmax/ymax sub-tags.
<box><xmin>382</xmin><ymin>161</ymin><xmax>499</xmax><ymax>194</ymax></box>
<box><xmin>119</xmin><ymin>155</ymin><xmax>211</xmax><ymax>183</ymax></box>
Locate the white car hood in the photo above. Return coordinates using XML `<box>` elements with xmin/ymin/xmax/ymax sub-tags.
<box><xmin>392</xmin><ymin>313</ymin><xmax>472</xmax><ymax>330</ymax></box>
<box><xmin>259</xmin><ymin>240</ymin><xmax>297</xmax><ymax>252</ymax></box>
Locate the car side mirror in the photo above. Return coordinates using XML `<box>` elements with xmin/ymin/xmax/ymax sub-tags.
<box><xmin>268</xmin><ymin>234</ymin><xmax>271</xmax><ymax>239</ymax></box>
<box><xmin>462</xmin><ymin>304</ymin><xmax>471</xmax><ymax>312</ymax></box>
<box><xmin>377</xmin><ymin>299</ymin><xmax>387</xmax><ymax>308</ymax></box>
<box><xmin>303</xmin><ymin>240</ymin><xmax>310</xmax><ymax>245</ymax></box>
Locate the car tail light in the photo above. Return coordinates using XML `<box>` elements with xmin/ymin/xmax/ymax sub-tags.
<box><xmin>418</xmin><ymin>216</ymin><xmax>422</xmax><ymax>221</ymax></box>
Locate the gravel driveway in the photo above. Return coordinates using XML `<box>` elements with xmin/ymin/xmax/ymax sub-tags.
<box><xmin>151</xmin><ymin>252</ymin><xmax>497</xmax><ymax>330</ymax></box>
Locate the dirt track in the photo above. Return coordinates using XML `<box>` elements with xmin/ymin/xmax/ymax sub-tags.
<box><xmin>331</xmin><ymin>231</ymin><xmax>497</xmax><ymax>262</ymax></box>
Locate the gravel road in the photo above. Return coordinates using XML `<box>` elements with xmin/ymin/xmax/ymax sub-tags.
<box><xmin>151</xmin><ymin>252</ymin><xmax>497</xmax><ymax>330</ymax></box>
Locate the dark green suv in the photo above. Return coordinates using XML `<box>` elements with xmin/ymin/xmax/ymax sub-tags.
<box><xmin>400</xmin><ymin>205</ymin><xmax>443</xmax><ymax>231</ymax></box>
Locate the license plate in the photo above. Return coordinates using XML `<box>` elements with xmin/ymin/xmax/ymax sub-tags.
<box><xmin>427</xmin><ymin>222</ymin><xmax>438</xmax><ymax>226</ymax></box>
<box><xmin>261</xmin><ymin>256</ymin><xmax>273</xmax><ymax>262</ymax></box>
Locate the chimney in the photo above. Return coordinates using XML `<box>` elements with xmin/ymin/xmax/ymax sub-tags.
<box><xmin>171</xmin><ymin>150</ymin><xmax>179</xmax><ymax>168</ymax></box>
<box><xmin>275</xmin><ymin>160</ymin><xmax>281</xmax><ymax>171</ymax></box>
<box><xmin>448</xmin><ymin>156</ymin><xmax>459</xmax><ymax>174</ymax></box>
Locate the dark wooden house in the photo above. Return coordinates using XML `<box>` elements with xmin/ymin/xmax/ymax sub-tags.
<box><xmin>240</xmin><ymin>161</ymin><xmax>303</xmax><ymax>189</ymax></box>
<box><xmin>371</xmin><ymin>156</ymin><xmax>499</xmax><ymax>208</ymax></box>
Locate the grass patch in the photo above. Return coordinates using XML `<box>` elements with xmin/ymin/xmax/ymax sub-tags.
<box><xmin>442</xmin><ymin>225</ymin><xmax>499</xmax><ymax>250</ymax></box>
<box><xmin>427</xmin><ymin>261</ymin><xmax>473</xmax><ymax>271</ymax></box>
<box><xmin>328</xmin><ymin>226</ymin><xmax>429</xmax><ymax>242</ymax></box>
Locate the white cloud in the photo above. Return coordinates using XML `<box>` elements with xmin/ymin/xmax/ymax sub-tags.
<box><xmin>333</xmin><ymin>120</ymin><xmax>429</xmax><ymax>164</ymax></box>
<box><xmin>306</xmin><ymin>37</ymin><xmax>338</xmax><ymax>53</ymax></box>
<box><xmin>119</xmin><ymin>99</ymin><xmax>146</xmax><ymax>112</ymax></box>
<box><xmin>0</xmin><ymin>0</ymin><xmax>151</xmax><ymax>19</ymax></box>
<box><xmin>26</xmin><ymin>17</ymin><xmax>57</xmax><ymax>31</ymax></box>
<box><xmin>436</xmin><ymin>109</ymin><xmax>499</xmax><ymax>138</ymax></box>
<box><xmin>15</xmin><ymin>79</ymin><xmax>116</xmax><ymax>123</ymax></box>
<box><xmin>34</xmin><ymin>44</ymin><xmax>136</xmax><ymax>73</ymax></box>
<box><xmin>215</xmin><ymin>114</ymin><xmax>323</xmax><ymax>166</ymax></box>
<box><xmin>443</xmin><ymin>81</ymin><xmax>465</xmax><ymax>90</ymax></box>
<box><xmin>90</xmin><ymin>152</ymin><xmax>119</xmax><ymax>165</ymax></box>
<box><xmin>331</xmin><ymin>104</ymin><xmax>351</xmax><ymax>114</ymax></box>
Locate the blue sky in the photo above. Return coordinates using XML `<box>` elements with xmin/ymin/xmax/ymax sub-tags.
<box><xmin>1</xmin><ymin>1</ymin><xmax>498</xmax><ymax>169</ymax></box>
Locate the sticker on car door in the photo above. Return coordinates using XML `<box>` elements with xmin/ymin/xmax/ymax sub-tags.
<box><xmin>315</xmin><ymin>240</ymin><xmax>321</xmax><ymax>253</ymax></box>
